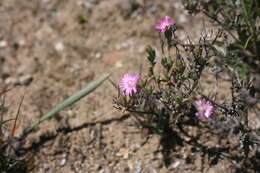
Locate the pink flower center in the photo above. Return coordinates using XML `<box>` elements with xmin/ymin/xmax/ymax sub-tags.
<box><xmin>161</xmin><ymin>22</ymin><xmax>168</xmax><ymax>28</ymax></box>
<box><xmin>127</xmin><ymin>80</ymin><xmax>135</xmax><ymax>88</ymax></box>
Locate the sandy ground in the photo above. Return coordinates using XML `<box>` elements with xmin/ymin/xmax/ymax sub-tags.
<box><xmin>1</xmin><ymin>0</ymin><xmax>259</xmax><ymax>172</ymax></box>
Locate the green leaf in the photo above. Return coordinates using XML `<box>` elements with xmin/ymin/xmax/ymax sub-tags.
<box><xmin>77</xmin><ymin>14</ymin><xmax>87</xmax><ymax>24</ymax></box>
<box><xmin>22</xmin><ymin>74</ymin><xmax>110</xmax><ymax>137</ymax></box>
<box><xmin>146</xmin><ymin>45</ymin><xmax>156</xmax><ymax>64</ymax></box>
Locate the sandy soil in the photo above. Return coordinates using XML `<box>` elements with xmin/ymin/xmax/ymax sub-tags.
<box><xmin>1</xmin><ymin>0</ymin><xmax>259</xmax><ymax>172</ymax></box>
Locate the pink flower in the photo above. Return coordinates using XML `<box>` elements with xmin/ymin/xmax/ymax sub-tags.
<box><xmin>119</xmin><ymin>73</ymin><xmax>140</xmax><ymax>96</ymax></box>
<box><xmin>155</xmin><ymin>16</ymin><xmax>173</xmax><ymax>32</ymax></box>
<box><xmin>194</xmin><ymin>99</ymin><xmax>214</xmax><ymax>118</ymax></box>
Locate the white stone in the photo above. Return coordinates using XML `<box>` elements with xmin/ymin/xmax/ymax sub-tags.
<box><xmin>19</xmin><ymin>75</ymin><xmax>33</xmax><ymax>85</ymax></box>
<box><xmin>0</xmin><ymin>40</ymin><xmax>7</xmax><ymax>48</ymax></box>
<box><xmin>95</xmin><ymin>52</ymin><xmax>102</xmax><ymax>58</ymax></box>
<box><xmin>54</xmin><ymin>42</ymin><xmax>64</xmax><ymax>51</ymax></box>
<box><xmin>171</xmin><ymin>161</ymin><xmax>181</xmax><ymax>168</ymax></box>
<box><xmin>5</xmin><ymin>77</ymin><xmax>19</xmax><ymax>85</ymax></box>
<box><xmin>115</xmin><ymin>61</ymin><xmax>123</xmax><ymax>68</ymax></box>
<box><xmin>18</xmin><ymin>40</ymin><xmax>26</xmax><ymax>46</ymax></box>
<box><xmin>60</xmin><ymin>158</ymin><xmax>66</xmax><ymax>166</ymax></box>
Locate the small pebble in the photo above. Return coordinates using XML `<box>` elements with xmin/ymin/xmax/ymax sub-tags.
<box><xmin>18</xmin><ymin>40</ymin><xmax>26</xmax><ymax>46</ymax></box>
<box><xmin>5</xmin><ymin>77</ymin><xmax>19</xmax><ymax>85</ymax></box>
<box><xmin>171</xmin><ymin>161</ymin><xmax>181</xmax><ymax>168</ymax></box>
<box><xmin>115</xmin><ymin>61</ymin><xmax>123</xmax><ymax>68</ymax></box>
<box><xmin>134</xmin><ymin>161</ymin><xmax>142</xmax><ymax>173</ymax></box>
<box><xmin>83</xmin><ymin>1</ymin><xmax>92</xmax><ymax>9</ymax></box>
<box><xmin>115</xmin><ymin>40</ymin><xmax>133</xmax><ymax>50</ymax></box>
<box><xmin>95</xmin><ymin>52</ymin><xmax>102</xmax><ymax>59</ymax></box>
<box><xmin>60</xmin><ymin>158</ymin><xmax>66</xmax><ymax>166</ymax></box>
<box><xmin>19</xmin><ymin>75</ymin><xmax>33</xmax><ymax>85</ymax></box>
<box><xmin>55</xmin><ymin>42</ymin><xmax>64</xmax><ymax>51</ymax></box>
<box><xmin>71</xmin><ymin>63</ymin><xmax>81</xmax><ymax>72</ymax></box>
<box><xmin>0</xmin><ymin>40</ymin><xmax>7</xmax><ymax>48</ymax></box>
<box><xmin>116</xmin><ymin>148</ymin><xmax>130</xmax><ymax>159</ymax></box>
<box><xmin>98</xmin><ymin>169</ymin><xmax>105</xmax><ymax>173</ymax></box>
<box><xmin>43</xmin><ymin>163</ymin><xmax>50</xmax><ymax>170</ymax></box>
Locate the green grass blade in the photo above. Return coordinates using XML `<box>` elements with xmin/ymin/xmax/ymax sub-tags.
<box><xmin>23</xmin><ymin>74</ymin><xmax>110</xmax><ymax>136</ymax></box>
